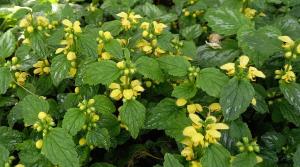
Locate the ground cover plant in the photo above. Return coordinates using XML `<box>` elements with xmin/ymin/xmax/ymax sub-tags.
<box><xmin>0</xmin><ymin>0</ymin><xmax>300</xmax><ymax>166</ymax></box>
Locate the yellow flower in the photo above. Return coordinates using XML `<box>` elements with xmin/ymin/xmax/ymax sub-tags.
<box><xmin>247</xmin><ymin>66</ymin><xmax>266</xmax><ymax>81</ymax></box>
<box><xmin>35</xmin><ymin>139</ymin><xmax>43</xmax><ymax>149</ymax></box>
<box><xmin>128</xmin><ymin>12</ymin><xmax>142</xmax><ymax>23</ymax></box>
<box><xmin>220</xmin><ymin>63</ymin><xmax>235</xmax><ymax>76</ymax></box>
<box><xmin>191</xmin><ymin>133</ymin><xmax>204</xmax><ymax>146</ymax></box>
<box><xmin>142</xmin><ymin>45</ymin><xmax>153</xmax><ymax>54</ymax></box>
<box><xmin>15</xmin><ymin>72</ymin><xmax>29</xmax><ymax>86</ymax></box>
<box><xmin>116</xmin><ymin>61</ymin><xmax>126</xmax><ymax>69</ymax></box>
<box><xmin>239</xmin><ymin>55</ymin><xmax>249</xmax><ymax>68</ymax></box>
<box><xmin>181</xmin><ymin>147</ymin><xmax>194</xmax><ymax>160</ymax></box>
<box><xmin>123</xmin><ymin>89</ymin><xmax>134</xmax><ymax>100</ymax></box>
<box><xmin>251</xmin><ymin>98</ymin><xmax>257</xmax><ymax>106</ymax></box>
<box><xmin>36</xmin><ymin>16</ymin><xmax>49</xmax><ymax>27</ymax></box>
<box><xmin>15</xmin><ymin>164</ymin><xmax>25</xmax><ymax>167</ymax></box>
<box><xmin>73</xmin><ymin>21</ymin><xmax>82</xmax><ymax>33</ymax></box>
<box><xmin>244</xmin><ymin>8</ymin><xmax>257</xmax><ymax>19</ymax></box>
<box><xmin>189</xmin><ymin>113</ymin><xmax>202</xmax><ymax>127</ymax></box>
<box><xmin>140</xmin><ymin>22</ymin><xmax>150</xmax><ymax>30</ymax></box>
<box><xmin>187</xmin><ymin>104</ymin><xmax>203</xmax><ymax>113</ymax></box>
<box><xmin>69</xmin><ymin>67</ymin><xmax>77</xmax><ymax>77</ymax></box>
<box><xmin>27</xmin><ymin>26</ymin><xmax>34</xmax><ymax>33</ymax></box>
<box><xmin>153</xmin><ymin>21</ymin><xmax>167</xmax><ymax>35</ymax></box>
<box><xmin>101</xmin><ymin>52</ymin><xmax>112</xmax><ymax>60</ymax></box>
<box><xmin>205</xmin><ymin>129</ymin><xmax>221</xmax><ymax>143</ymax></box>
<box><xmin>110</xmin><ymin>89</ymin><xmax>123</xmax><ymax>100</ymax></box>
<box><xmin>79</xmin><ymin>138</ymin><xmax>87</xmax><ymax>146</ymax></box>
<box><xmin>208</xmin><ymin>103</ymin><xmax>221</xmax><ymax>112</ymax></box>
<box><xmin>38</xmin><ymin>112</ymin><xmax>48</xmax><ymax>120</ymax></box>
<box><xmin>191</xmin><ymin>161</ymin><xmax>202</xmax><ymax>167</ymax></box>
<box><xmin>154</xmin><ymin>47</ymin><xmax>166</xmax><ymax>56</ymax></box>
<box><xmin>181</xmin><ymin>138</ymin><xmax>193</xmax><ymax>147</ymax></box>
<box><xmin>67</xmin><ymin>51</ymin><xmax>76</xmax><ymax>61</ymax></box>
<box><xmin>176</xmin><ymin>98</ymin><xmax>187</xmax><ymax>106</ymax></box>
<box><xmin>256</xmin><ymin>156</ymin><xmax>263</xmax><ymax>163</ymax></box>
<box><xmin>278</xmin><ymin>36</ymin><xmax>295</xmax><ymax>50</ymax></box>
<box><xmin>117</xmin><ymin>12</ymin><xmax>141</xmax><ymax>30</ymax></box>
<box><xmin>62</xmin><ymin>19</ymin><xmax>73</xmax><ymax>27</ymax></box>
<box><xmin>282</xmin><ymin>71</ymin><xmax>296</xmax><ymax>83</ymax></box>
<box><xmin>183</xmin><ymin>126</ymin><xmax>198</xmax><ymax>137</ymax></box>
<box><xmin>297</xmin><ymin>44</ymin><xmax>300</xmax><ymax>54</ymax></box>
<box><xmin>19</xmin><ymin>18</ymin><xmax>29</xmax><ymax>28</ymax></box>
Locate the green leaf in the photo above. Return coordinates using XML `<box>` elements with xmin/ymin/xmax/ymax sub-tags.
<box><xmin>163</xmin><ymin>153</ymin><xmax>184</xmax><ymax>167</ymax></box>
<box><xmin>42</xmin><ymin>128</ymin><xmax>79</xmax><ymax>167</ymax></box>
<box><xmin>229</xmin><ymin>120</ymin><xmax>252</xmax><ymax>140</ymax></box>
<box><xmin>158</xmin><ymin>55</ymin><xmax>191</xmax><ymax>77</ymax></box>
<box><xmin>62</xmin><ymin>108</ymin><xmax>86</xmax><ymax>136</ymax></box>
<box><xmin>237</xmin><ymin>26</ymin><xmax>281</xmax><ymax>66</ymax></box>
<box><xmin>93</xmin><ymin>95</ymin><xmax>116</xmax><ymax>114</ymax></box>
<box><xmin>100</xmin><ymin>20</ymin><xmax>122</xmax><ymax>36</ymax></box>
<box><xmin>232</xmin><ymin>152</ymin><xmax>257</xmax><ymax>167</ymax></box>
<box><xmin>194</xmin><ymin>44</ymin><xmax>239</xmax><ymax>68</ymax></box>
<box><xmin>172</xmin><ymin>82</ymin><xmax>197</xmax><ymax>99</ymax></box>
<box><xmin>0</xmin><ymin>145</ymin><xmax>9</xmax><ymax>167</ymax></box>
<box><xmin>31</xmin><ymin>31</ymin><xmax>49</xmax><ymax>58</ymax></box>
<box><xmin>18</xmin><ymin>95</ymin><xmax>49</xmax><ymax>125</ymax></box>
<box><xmin>0</xmin><ymin>30</ymin><xmax>16</xmax><ymax>58</ymax></box>
<box><xmin>280</xmin><ymin>82</ymin><xmax>300</xmax><ymax>113</ymax></box>
<box><xmin>82</xmin><ymin>60</ymin><xmax>121</xmax><ymax>85</ymax></box>
<box><xmin>76</xmin><ymin>33</ymin><xmax>98</xmax><ymax>58</ymax></box>
<box><xmin>86</xmin><ymin>127</ymin><xmax>111</xmax><ymax>150</ymax></box>
<box><xmin>0</xmin><ymin>67</ymin><xmax>13</xmax><ymax>94</ymax></box>
<box><xmin>275</xmin><ymin>100</ymin><xmax>300</xmax><ymax>127</ymax></box>
<box><xmin>196</xmin><ymin>68</ymin><xmax>229</xmax><ymax>97</ymax></box>
<box><xmin>120</xmin><ymin>100</ymin><xmax>146</xmax><ymax>139</ymax></box>
<box><xmin>0</xmin><ymin>126</ymin><xmax>23</xmax><ymax>151</ymax></box>
<box><xmin>220</xmin><ymin>77</ymin><xmax>255</xmax><ymax>121</ymax></box>
<box><xmin>51</xmin><ymin>54</ymin><xmax>71</xmax><ymax>86</ymax></box>
<box><xmin>145</xmin><ymin>98</ymin><xmax>190</xmax><ymax>141</ymax></box>
<box><xmin>180</xmin><ymin>24</ymin><xmax>202</xmax><ymax>40</ymax></box>
<box><xmin>294</xmin><ymin>145</ymin><xmax>300</xmax><ymax>167</ymax></box>
<box><xmin>97</xmin><ymin>113</ymin><xmax>120</xmax><ymax>137</ymax></box>
<box><xmin>261</xmin><ymin>131</ymin><xmax>286</xmax><ymax>152</ymax></box>
<box><xmin>104</xmin><ymin>39</ymin><xmax>123</xmax><ymax>59</ymax></box>
<box><xmin>204</xmin><ymin>7</ymin><xmax>251</xmax><ymax>36</ymax></box>
<box><xmin>136</xmin><ymin>56</ymin><xmax>164</xmax><ymax>81</ymax></box>
<box><xmin>140</xmin><ymin>2</ymin><xmax>163</xmax><ymax>19</ymax></box>
<box><xmin>200</xmin><ymin>144</ymin><xmax>231</xmax><ymax>167</ymax></box>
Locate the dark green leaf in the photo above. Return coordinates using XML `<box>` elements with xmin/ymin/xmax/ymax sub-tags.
<box><xmin>200</xmin><ymin>144</ymin><xmax>231</xmax><ymax>167</ymax></box>
<box><xmin>163</xmin><ymin>153</ymin><xmax>184</xmax><ymax>167</ymax></box>
<box><xmin>86</xmin><ymin>127</ymin><xmax>111</xmax><ymax>150</ymax></box>
<box><xmin>104</xmin><ymin>39</ymin><xmax>123</xmax><ymax>59</ymax></box>
<box><xmin>220</xmin><ymin>77</ymin><xmax>255</xmax><ymax>121</ymax></box>
<box><xmin>120</xmin><ymin>100</ymin><xmax>146</xmax><ymax>139</ymax></box>
<box><xmin>0</xmin><ymin>30</ymin><xmax>16</xmax><ymax>58</ymax></box>
<box><xmin>196</xmin><ymin>68</ymin><xmax>229</xmax><ymax>97</ymax></box>
<box><xmin>42</xmin><ymin>128</ymin><xmax>79</xmax><ymax>167</ymax></box>
<box><xmin>280</xmin><ymin>82</ymin><xmax>300</xmax><ymax>113</ymax></box>
<box><xmin>232</xmin><ymin>152</ymin><xmax>257</xmax><ymax>167</ymax></box>
<box><xmin>82</xmin><ymin>60</ymin><xmax>121</xmax><ymax>85</ymax></box>
<box><xmin>180</xmin><ymin>24</ymin><xmax>202</xmax><ymax>40</ymax></box>
<box><xmin>136</xmin><ymin>56</ymin><xmax>164</xmax><ymax>81</ymax></box>
<box><xmin>172</xmin><ymin>82</ymin><xmax>197</xmax><ymax>99</ymax></box>
<box><xmin>0</xmin><ymin>145</ymin><xmax>9</xmax><ymax>167</ymax></box>
<box><xmin>93</xmin><ymin>95</ymin><xmax>116</xmax><ymax>114</ymax></box>
<box><xmin>51</xmin><ymin>54</ymin><xmax>72</xmax><ymax>86</ymax></box>
<box><xmin>0</xmin><ymin>67</ymin><xmax>13</xmax><ymax>94</ymax></box>
<box><xmin>62</xmin><ymin>108</ymin><xmax>86</xmax><ymax>136</ymax></box>
<box><xmin>158</xmin><ymin>55</ymin><xmax>191</xmax><ymax>77</ymax></box>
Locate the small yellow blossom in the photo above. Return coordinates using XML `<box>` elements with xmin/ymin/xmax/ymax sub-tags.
<box><xmin>176</xmin><ymin>98</ymin><xmax>187</xmax><ymax>106</ymax></box>
<box><xmin>152</xmin><ymin>21</ymin><xmax>167</xmax><ymax>35</ymax></box>
<box><xmin>208</xmin><ymin>103</ymin><xmax>221</xmax><ymax>112</ymax></box>
<box><xmin>187</xmin><ymin>104</ymin><xmax>203</xmax><ymax>113</ymax></box>
<box><xmin>239</xmin><ymin>55</ymin><xmax>249</xmax><ymax>68</ymax></box>
<box><xmin>220</xmin><ymin>63</ymin><xmax>235</xmax><ymax>76</ymax></box>
<box><xmin>278</xmin><ymin>36</ymin><xmax>295</xmax><ymax>50</ymax></box>
<box><xmin>15</xmin><ymin>72</ymin><xmax>29</xmax><ymax>86</ymax></box>
<box><xmin>117</xmin><ymin>12</ymin><xmax>142</xmax><ymax>30</ymax></box>
<box><xmin>140</xmin><ymin>22</ymin><xmax>150</xmax><ymax>30</ymax></box>
<box><xmin>38</xmin><ymin>112</ymin><xmax>48</xmax><ymax>120</ymax></box>
<box><xmin>191</xmin><ymin>161</ymin><xmax>202</xmax><ymax>167</ymax></box>
<box><xmin>251</xmin><ymin>98</ymin><xmax>257</xmax><ymax>106</ymax></box>
<box><xmin>33</xmin><ymin>60</ymin><xmax>50</xmax><ymax>75</ymax></box>
<box><xmin>15</xmin><ymin>164</ymin><xmax>25</xmax><ymax>167</ymax></box>
<box><xmin>35</xmin><ymin>139</ymin><xmax>43</xmax><ymax>149</ymax></box>
<box><xmin>67</xmin><ymin>51</ymin><xmax>77</xmax><ymax>61</ymax></box>
<box><xmin>181</xmin><ymin>146</ymin><xmax>194</xmax><ymax>160</ymax></box>
<box><xmin>19</xmin><ymin>19</ymin><xmax>29</xmax><ymax>28</ymax></box>
<box><xmin>297</xmin><ymin>44</ymin><xmax>300</xmax><ymax>54</ymax></box>
<box><xmin>79</xmin><ymin>138</ymin><xmax>87</xmax><ymax>146</ymax></box>
<box><xmin>244</xmin><ymin>8</ymin><xmax>257</xmax><ymax>19</ymax></box>
<box><xmin>247</xmin><ymin>66</ymin><xmax>265</xmax><ymax>81</ymax></box>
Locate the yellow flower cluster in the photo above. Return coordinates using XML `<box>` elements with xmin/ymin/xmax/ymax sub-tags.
<box><xmin>10</xmin><ymin>56</ymin><xmax>21</xmax><ymax>70</ymax></box>
<box><xmin>275</xmin><ymin>64</ymin><xmax>296</xmax><ymax>83</ymax></box>
<box><xmin>136</xmin><ymin>21</ymin><xmax>167</xmax><ymax>56</ymax></box>
<box><xmin>109</xmin><ymin>77</ymin><xmax>144</xmax><ymax>101</ymax></box>
<box><xmin>243</xmin><ymin>8</ymin><xmax>257</xmax><ymax>19</ymax></box>
<box><xmin>97</xmin><ymin>31</ymin><xmax>113</xmax><ymax>60</ymax></box>
<box><xmin>35</xmin><ymin>139</ymin><xmax>43</xmax><ymax>149</ymax></box>
<box><xmin>33</xmin><ymin>111</ymin><xmax>55</xmax><ymax>136</ymax></box>
<box><xmin>56</xmin><ymin>19</ymin><xmax>82</xmax><ymax>77</ymax></box>
<box><xmin>33</xmin><ymin>60</ymin><xmax>50</xmax><ymax>75</ymax></box>
<box><xmin>14</xmin><ymin>71</ymin><xmax>29</xmax><ymax>86</ymax></box>
<box><xmin>181</xmin><ymin>114</ymin><xmax>229</xmax><ymax>161</ymax></box>
<box><xmin>78</xmin><ymin>99</ymin><xmax>100</xmax><ymax>131</ymax></box>
<box><xmin>182</xmin><ymin>8</ymin><xmax>203</xmax><ymax>18</ymax></box>
<box><xmin>278</xmin><ymin>36</ymin><xmax>300</xmax><ymax>59</ymax></box>
<box><xmin>176</xmin><ymin>98</ymin><xmax>222</xmax><ymax>114</ymax></box>
<box><xmin>220</xmin><ymin>55</ymin><xmax>265</xmax><ymax>81</ymax></box>
<box><xmin>116</xmin><ymin>12</ymin><xmax>142</xmax><ymax>30</ymax></box>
